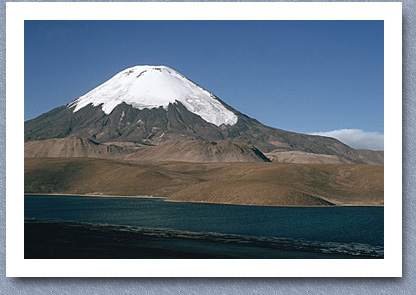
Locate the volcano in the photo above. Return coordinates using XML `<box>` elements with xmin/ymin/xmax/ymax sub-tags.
<box><xmin>24</xmin><ymin>65</ymin><xmax>382</xmax><ymax>164</ymax></box>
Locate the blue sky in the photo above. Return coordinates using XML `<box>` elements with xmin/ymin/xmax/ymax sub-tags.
<box><xmin>25</xmin><ymin>21</ymin><xmax>384</xmax><ymax>149</ymax></box>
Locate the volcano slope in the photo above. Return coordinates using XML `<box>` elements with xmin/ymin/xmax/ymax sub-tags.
<box><xmin>24</xmin><ymin>65</ymin><xmax>383</xmax><ymax>207</ymax></box>
<box><xmin>24</xmin><ymin>65</ymin><xmax>383</xmax><ymax>165</ymax></box>
<box><xmin>25</xmin><ymin>157</ymin><xmax>383</xmax><ymax>207</ymax></box>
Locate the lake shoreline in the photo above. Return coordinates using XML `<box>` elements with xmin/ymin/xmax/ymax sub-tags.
<box><xmin>24</xmin><ymin>193</ymin><xmax>383</xmax><ymax>208</ymax></box>
<box><xmin>24</xmin><ymin>219</ymin><xmax>382</xmax><ymax>259</ymax></box>
<box><xmin>24</xmin><ymin>192</ymin><xmax>166</xmax><ymax>199</ymax></box>
<box><xmin>24</xmin><ymin>195</ymin><xmax>384</xmax><ymax>259</ymax></box>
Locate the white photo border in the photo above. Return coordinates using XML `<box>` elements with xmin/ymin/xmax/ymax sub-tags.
<box><xmin>6</xmin><ymin>2</ymin><xmax>402</xmax><ymax>277</ymax></box>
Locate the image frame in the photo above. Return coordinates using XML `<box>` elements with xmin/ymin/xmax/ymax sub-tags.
<box><xmin>5</xmin><ymin>1</ymin><xmax>402</xmax><ymax>278</ymax></box>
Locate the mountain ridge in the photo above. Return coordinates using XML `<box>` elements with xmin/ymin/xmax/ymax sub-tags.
<box><xmin>24</xmin><ymin>137</ymin><xmax>144</xmax><ymax>159</ymax></box>
<box><xmin>24</xmin><ymin>65</ymin><xmax>383</xmax><ymax>165</ymax></box>
<box><xmin>123</xmin><ymin>140</ymin><xmax>271</xmax><ymax>163</ymax></box>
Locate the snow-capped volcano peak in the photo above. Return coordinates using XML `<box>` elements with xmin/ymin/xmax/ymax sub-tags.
<box><xmin>68</xmin><ymin>65</ymin><xmax>238</xmax><ymax>126</ymax></box>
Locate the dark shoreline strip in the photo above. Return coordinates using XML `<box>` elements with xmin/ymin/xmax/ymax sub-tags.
<box><xmin>24</xmin><ymin>193</ymin><xmax>384</xmax><ymax>208</ymax></box>
<box><xmin>24</xmin><ymin>219</ymin><xmax>383</xmax><ymax>259</ymax></box>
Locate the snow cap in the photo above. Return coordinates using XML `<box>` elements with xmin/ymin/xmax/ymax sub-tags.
<box><xmin>68</xmin><ymin>65</ymin><xmax>238</xmax><ymax>126</ymax></box>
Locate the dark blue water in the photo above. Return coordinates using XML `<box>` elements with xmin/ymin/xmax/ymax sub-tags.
<box><xmin>25</xmin><ymin>195</ymin><xmax>383</xmax><ymax>249</ymax></box>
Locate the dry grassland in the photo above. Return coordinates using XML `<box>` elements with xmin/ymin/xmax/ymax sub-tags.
<box><xmin>25</xmin><ymin>157</ymin><xmax>383</xmax><ymax>206</ymax></box>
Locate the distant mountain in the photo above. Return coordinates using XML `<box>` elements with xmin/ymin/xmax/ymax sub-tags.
<box><xmin>24</xmin><ymin>65</ymin><xmax>383</xmax><ymax>164</ymax></box>
<box><xmin>124</xmin><ymin>140</ymin><xmax>270</xmax><ymax>163</ymax></box>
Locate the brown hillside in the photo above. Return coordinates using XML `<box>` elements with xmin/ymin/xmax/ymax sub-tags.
<box><xmin>124</xmin><ymin>140</ymin><xmax>270</xmax><ymax>163</ymax></box>
<box><xmin>25</xmin><ymin>158</ymin><xmax>383</xmax><ymax>207</ymax></box>
<box><xmin>357</xmin><ymin>150</ymin><xmax>384</xmax><ymax>165</ymax></box>
<box><xmin>24</xmin><ymin>137</ymin><xmax>143</xmax><ymax>159</ymax></box>
<box><xmin>265</xmin><ymin>150</ymin><xmax>352</xmax><ymax>164</ymax></box>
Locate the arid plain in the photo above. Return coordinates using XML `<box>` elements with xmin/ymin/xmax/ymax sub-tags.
<box><xmin>25</xmin><ymin>157</ymin><xmax>383</xmax><ymax>207</ymax></box>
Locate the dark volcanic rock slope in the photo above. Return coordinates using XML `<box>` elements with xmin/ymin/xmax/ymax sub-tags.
<box><xmin>25</xmin><ymin>101</ymin><xmax>375</xmax><ymax>164</ymax></box>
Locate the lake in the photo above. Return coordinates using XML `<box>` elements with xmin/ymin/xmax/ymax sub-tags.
<box><xmin>24</xmin><ymin>195</ymin><xmax>384</xmax><ymax>259</ymax></box>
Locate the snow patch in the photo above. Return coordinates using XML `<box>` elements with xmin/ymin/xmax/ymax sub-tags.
<box><xmin>68</xmin><ymin>65</ymin><xmax>238</xmax><ymax>127</ymax></box>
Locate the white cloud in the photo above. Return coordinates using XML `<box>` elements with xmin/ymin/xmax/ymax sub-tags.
<box><xmin>310</xmin><ymin>129</ymin><xmax>384</xmax><ymax>151</ymax></box>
